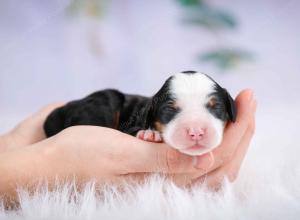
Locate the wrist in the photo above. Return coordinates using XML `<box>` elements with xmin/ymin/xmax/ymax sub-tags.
<box><xmin>35</xmin><ymin>136</ymin><xmax>71</xmax><ymax>180</ymax></box>
<box><xmin>0</xmin><ymin>137</ymin><xmax>74</xmax><ymax>193</ymax></box>
<box><xmin>37</xmin><ymin>134</ymin><xmax>83</xmax><ymax>182</ymax></box>
<box><xmin>0</xmin><ymin>138</ymin><xmax>56</xmax><ymax>200</ymax></box>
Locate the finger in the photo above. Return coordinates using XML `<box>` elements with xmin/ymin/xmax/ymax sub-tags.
<box><xmin>209</xmin><ymin>99</ymin><xmax>257</xmax><ymax>173</ymax></box>
<box><xmin>119</xmin><ymin>173</ymin><xmax>193</xmax><ymax>190</ymax></box>
<box><xmin>120</xmin><ymin>172</ymin><xmax>150</xmax><ymax>185</ymax></box>
<box><xmin>128</xmin><ymin>141</ymin><xmax>198</xmax><ymax>174</ymax></box>
<box><xmin>193</xmin><ymin>89</ymin><xmax>256</xmax><ymax>171</ymax></box>
<box><xmin>191</xmin><ymin>116</ymin><xmax>256</xmax><ymax>188</ymax></box>
<box><xmin>223</xmin><ymin>113</ymin><xmax>256</xmax><ymax>181</ymax></box>
<box><xmin>168</xmin><ymin>173</ymin><xmax>194</xmax><ymax>187</ymax></box>
<box><xmin>88</xmin><ymin>127</ymin><xmax>199</xmax><ymax>175</ymax></box>
<box><xmin>115</xmin><ymin>134</ymin><xmax>198</xmax><ymax>174</ymax></box>
<box><xmin>122</xmin><ymin>172</ymin><xmax>194</xmax><ymax>188</ymax></box>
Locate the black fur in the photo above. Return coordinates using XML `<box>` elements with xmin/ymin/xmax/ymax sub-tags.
<box><xmin>44</xmin><ymin>73</ymin><xmax>236</xmax><ymax>137</ymax></box>
<box><xmin>202</xmin><ymin>73</ymin><xmax>237</xmax><ymax>122</ymax></box>
<box><xmin>44</xmin><ymin>89</ymin><xmax>152</xmax><ymax>137</ymax></box>
<box><xmin>145</xmin><ymin>76</ymin><xmax>180</xmax><ymax>128</ymax></box>
<box><xmin>181</xmin><ymin>70</ymin><xmax>197</xmax><ymax>74</ymax></box>
<box><xmin>206</xmin><ymin>85</ymin><xmax>237</xmax><ymax>122</ymax></box>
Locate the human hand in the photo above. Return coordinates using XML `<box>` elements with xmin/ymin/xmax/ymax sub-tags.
<box><xmin>0</xmin><ymin>124</ymin><xmax>204</xmax><ymax>203</ymax></box>
<box><xmin>187</xmin><ymin>89</ymin><xmax>257</xmax><ymax>189</ymax></box>
<box><xmin>0</xmin><ymin>103</ymin><xmax>64</xmax><ymax>152</ymax></box>
<box><xmin>44</xmin><ymin>125</ymin><xmax>202</xmax><ymax>185</ymax></box>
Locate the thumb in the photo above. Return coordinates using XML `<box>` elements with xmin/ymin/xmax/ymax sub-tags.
<box><xmin>86</xmin><ymin>126</ymin><xmax>205</xmax><ymax>175</ymax></box>
<box><xmin>123</xmin><ymin>138</ymin><xmax>199</xmax><ymax>174</ymax></box>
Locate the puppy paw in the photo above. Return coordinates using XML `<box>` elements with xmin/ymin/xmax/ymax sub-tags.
<box><xmin>136</xmin><ymin>130</ymin><xmax>163</xmax><ymax>142</ymax></box>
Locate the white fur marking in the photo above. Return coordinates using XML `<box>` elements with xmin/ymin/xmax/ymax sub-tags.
<box><xmin>162</xmin><ymin>72</ymin><xmax>224</xmax><ymax>155</ymax></box>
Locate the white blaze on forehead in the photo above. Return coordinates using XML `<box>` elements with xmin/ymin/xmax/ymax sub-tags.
<box><xmin>170</xmin><ymin>73</ymin><xmax>216</xmax><ymax>109</ymax></box>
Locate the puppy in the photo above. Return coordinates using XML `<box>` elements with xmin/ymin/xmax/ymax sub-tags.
<box><xmin>44</xmin><ymin>71</ymin><xmax>236</xmax><ymax>156</ymax></box>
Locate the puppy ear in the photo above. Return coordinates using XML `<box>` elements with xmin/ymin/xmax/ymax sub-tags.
<box><xmin>223</xmin><ymin>88</ymin><xmax>237</xmax><ymax>122</ymax></box>
<box><xmin>144</xmin><ymin>97</ymin><xmax>158</xmax><ymax>128</ymax></box>
<box><xmin>144</xmin><ymin>102</ymin><xmax>154</xmax><ymax>127</ymax></box>
<box><xmin>145</xmin><ymin>77</ymin><xmax>172</xmax><ymax>128</ymax></box>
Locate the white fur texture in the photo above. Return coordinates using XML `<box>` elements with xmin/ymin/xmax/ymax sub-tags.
<box><xmin>1</xmin><ymin>107</ymin><xmax>300</xmax><ymax>219</ymax></box>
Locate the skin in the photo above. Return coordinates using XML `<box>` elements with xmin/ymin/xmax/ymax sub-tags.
<box><xmin>0</xmin><ymin>89</ymin><xmax>256</xmax><ymax>204</ymax></box>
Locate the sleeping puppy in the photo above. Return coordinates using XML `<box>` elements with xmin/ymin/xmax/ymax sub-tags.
<box><xmin>44</xmin><ymin>71</ymin><xmax>236</xmax><ymax>156</ymax></box>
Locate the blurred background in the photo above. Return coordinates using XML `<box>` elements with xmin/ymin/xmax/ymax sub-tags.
<box><xmin>0</xmin><ymin>0</ymin><xmax>299</xmax><ymax>151</ymax></box>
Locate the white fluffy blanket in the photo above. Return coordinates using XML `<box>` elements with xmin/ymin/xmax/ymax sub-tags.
<box><xmin>1</xmin><ymin>110</ymin><xmax>300</xmax><ymax>220</ymax></box>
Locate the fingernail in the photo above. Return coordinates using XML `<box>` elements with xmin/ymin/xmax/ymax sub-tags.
<box><xmin>193</xmin><ymin>153</ymin><xmax>214</xmax><ymax>170</ymax></box>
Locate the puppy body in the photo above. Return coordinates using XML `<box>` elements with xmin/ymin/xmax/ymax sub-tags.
<box><xmin>44</xmin><ymin>72</ymin><xmax>236</xmax><ymax>156</ymax></box>
<box><xmin>44</xmin><ymin>89</ymin><xmax>152</xmax><ymax>137</ymax></box>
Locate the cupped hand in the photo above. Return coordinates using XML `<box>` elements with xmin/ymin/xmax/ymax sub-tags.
<box><xmin>188</xmin><ymin>89</ymin><xmax>257</xmax><ymax>189</ymax></box>
<box><xmin>46</xmin><ymin>125</ymin><xmax>199</xmax><ymax>185</ymax></box>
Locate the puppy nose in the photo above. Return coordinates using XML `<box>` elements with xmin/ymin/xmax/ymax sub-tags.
<box><xmin>187</xmin><ymin>128</ymin><xmax>205</xmax><ymax>141</ymax></box>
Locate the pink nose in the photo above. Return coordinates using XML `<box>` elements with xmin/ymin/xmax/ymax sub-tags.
<box><xmin>187</xmin><ymin>127</ymin><xmax>205</xmax><ymax>141</ymax></box>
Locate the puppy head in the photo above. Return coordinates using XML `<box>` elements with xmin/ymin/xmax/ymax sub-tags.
<box><xmin>147</xmin><ymin>71</ymin><xmax>236</xmax><ymax>156</ymax></box>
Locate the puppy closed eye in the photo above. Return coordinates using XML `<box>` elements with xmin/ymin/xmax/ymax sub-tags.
<box><xmin>163</xmin><ymin>100</ymin><xmax>179</xmax><ymax>111</ymax></box>
<box><xmin>167</xmin><ymin>104</ymin><xmax>180</xmax><ymax>112</ymax></box>
<box><xmin>207</xmin><ymin>98</ymin><xmax>222</xmax><ymax>109</ymax></box>
<box><xmin>157</xmin><ymin>102</ymin><xmax>180</xmax><ymax>124</ymax></box>
<box><xmin>207</xmin><ymin>98</ymin><xmax>217</xmax><ymax>108</ymax></box>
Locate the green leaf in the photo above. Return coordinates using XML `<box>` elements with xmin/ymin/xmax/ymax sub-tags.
<box><xmin>181</xmin><ymin>5</ymin><xmax>237</xmax><ymax>30</ymax></box>
<box><xmin>199</xmin><ymin>48</ymin><xmax>253</xmax><ymax>70</ymax></box>
<box><xmin>176</xmin><ymin>0</ymin><xmax>204</xmax><ymax>6</ymax></box>
<box><xmin>66</xmin><ymin>0</ymin><xmax>106</xmax><ymax>18</ymax></box>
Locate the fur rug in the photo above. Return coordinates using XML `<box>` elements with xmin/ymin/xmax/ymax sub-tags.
<box><xmin>1</xmin><ymin>109</ymin><xmax>300</xmax><ymax>220</ymax></box>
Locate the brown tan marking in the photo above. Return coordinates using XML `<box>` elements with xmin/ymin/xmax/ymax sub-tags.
<box><xmin>208</xmin><ymin>97</ymin><xmax>217</xmax><ymax>108</ymax></box>
<box><xmin>112</xmin><ymin>111</ymin><xmax>120</xmax><ymax>129</ymax></box>
<box><xmin>154</xmin><ymin>121</ymin><xmax>165</xmax><ymax>133</ymax></box>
